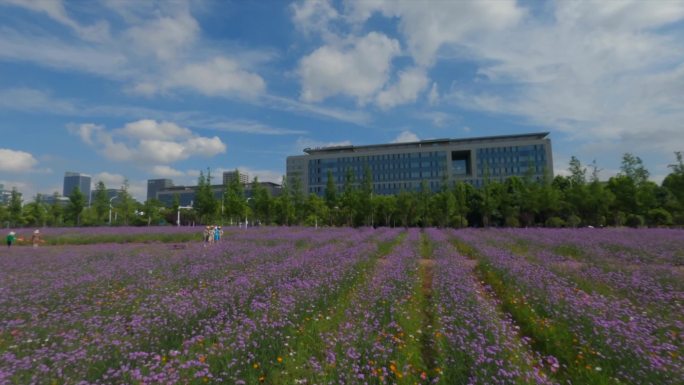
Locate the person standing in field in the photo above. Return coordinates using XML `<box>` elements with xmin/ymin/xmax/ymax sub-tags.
<box><xmin>213</xmin><ymin>225</ymin><xmax>222</xmax><ymax>243</ymax></box>
<box><xmin>6</xmin><ymin>231</ymin><xmax>16</xmax><ymax>248</ymax></box>
<box><xmin>203</xmin><ymin>226</ymin><xmax>212</xmax><ymax>244</ymax></box>
<box><xmin>31</xmin><ymin>229</ymin><xmax>41</xmax><ymax>248</ymax></box>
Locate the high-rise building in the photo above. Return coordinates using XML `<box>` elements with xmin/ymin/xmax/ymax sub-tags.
<box><xmin>222</xmin><ymin>170</ymin><xmax>249</xmax><ymax>185</ymax></box>
<box><xmin>147</xmin><ymin>179</ymin><xmax>174</xmax><ymax>201</ymax></box>
<box><xmin>0</xmin><ymin>184</ymin><xmax>14</xmax><ymax>205</ymax></box>
<box><xmin>287</xmin><ymin>132</ymin><xmax>553</xmax><ymax>195</ymax></box>
<box><xmin>63</xmin><ymin>172</ymin><xmax>92</xmax><ymax>203</ymax></box>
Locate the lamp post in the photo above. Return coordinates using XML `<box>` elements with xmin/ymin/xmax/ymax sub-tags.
<box><xmin>177</xmin><ymin>201</ymin><xmax>193</xmax><ymax>227</ymax></box>
<box><xmin>244</xmin><ymin>197</ymin><xmax>253</xmax><ymax>228</ymax></box>
<box><xmin>108</xmin><ymin>196</ymin><xmax>117</xmax><ymax>225</ymax></box>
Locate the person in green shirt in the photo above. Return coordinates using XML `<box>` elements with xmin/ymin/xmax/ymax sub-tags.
<box><xmin>6</xmin><ymin>231</ymin><xmax>16</xmax><ymax>248</ymax></box>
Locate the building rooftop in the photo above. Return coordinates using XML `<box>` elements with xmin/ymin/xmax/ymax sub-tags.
<box><xmin>302</xmin><ymin>132</ymin><xmax>550</xmax><ymax>155</ymax></box>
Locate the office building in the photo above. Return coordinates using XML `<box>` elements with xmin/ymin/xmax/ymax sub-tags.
<box><xmin>156</xmin><ymin>182</ymin><xmax>282</xmax><ymax>207</ymax></box>
<box><xmin>147</xmin><ymin>179</ymin><xmax>174</xmax><ymax>201</ymax></box>
<box><xmin>43</xmin><ymin>194</ymin><xmax>70</xmax><ymax>207</ymax></box>
<box><xmin>63</xmin><ymin>172</ymin><xmax>91</xmax><ymax>203</ymax></box>
<box><xmin>287</xmin><ymin>132</ymin><xmax>553</xmax><ymax>195</ymax></box>
<box><xmin>223</xmin><ymin>170</ymin><xmax>249</xmax><ymax>185</ymax></box>
<box><xmin>0</xmin><ymin>184</ymin><xmax>14</xmax><ymax>205</ymax></box>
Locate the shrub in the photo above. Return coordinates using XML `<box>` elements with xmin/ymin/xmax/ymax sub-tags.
<box><xmin>545</xmin><ymin>216</ymin><xmax>565</xmax><ymax>228</ymax></box>
<box><xmin>504</xmin><ymin>215</ymin><xmax>520</xmax><ymax>228</ymax></box>
<box><xmin>625</xmin><ymin>214</ymin><xmax>645</xmax><ymax>228</ymax></box>
<box><xmin>646</xmin><ymin>208</ymin><xmax>673</xmax><ymax>227</ymax></box>
<box><xmin>566</xmin><ymin>214</ymin><xmax>582</xmax><ymax>228</ymax></box>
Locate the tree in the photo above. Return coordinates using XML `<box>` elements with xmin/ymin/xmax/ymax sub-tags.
<box><xmin>115</xmin><ymin>180</ymin><xmax>136</xmax><ymax>225</ymax></box>
<box><xmin>92</xmin><ymin>181</ymin><xmax>109</xmax><ymax>224</ymax></box>
<box><xmin>25</xmin><ymin>194</ymin><xmax>47</xmax><ymax>227</ymax></box>
<box><xmin>340</xmin><ymin>169</ymin><xmax>356</xmax><ymax>226</ymax></box>
<box><xmin>415</xmin><ymin>180</ymin><xmax>431</xmax><ymax>227</ymax></box>
<box><xmin>305</xmin><ymin>193</ymin><xmax>328</xmax><ymax>227</ymax></box>
<box><xmin>607</xmin><ymin>175</ymin><xmax>637</xmax><ymax>223</ymax></box>
<box><xmin>49</xmin><ymin>192</ymin><xmax>64</xmax><ymax>226</ymax></box>
<box><xmin>324</xmin><ymin>170</ymin><xmax>337</xmax><ymax>209</ymax></box>
<box><xmin>620</xmin><ymin>153</ymin><xmax>650</xmax><ymax>186</ymax></box>
<box><xmin>290</xmin><ymin>176</ymin><xmax>306</xmax><ymax>225</ymax></box>
<box><xmin>195</xmin><ymin>169</ymin><xmax>218</xmax><ymax>223</ymax></box>
<box><xmin>8</xmin><ymin>188</ymin><xmax>23</xmax><ymax>227</ymax></box>
<box><xmin>357</xmin><ymin>165</ymin><xmax>373</xmax><ymax>226</ymax></box>
<box><xmin>452</xmin><ymin>181</ymin><xmax>471</xmax><ymax>228</ymax></box>
<box><xmin>432</xmin><ymin>182</ymin><xmax>455</xmax><ymax>228</ymax></box>
<box><xmin>396</xmin><ymin>190</ymin><xmax>416</xmax><ymax>227</ymax></box>
<box><xmin>250</xmin><ymin>177</ymin><xmax>273</xmax><ymax>225</ymax></box>
<box><xmin>568</xmin><ymin>156</ymin><xmax>587</xmax><ymax>186</ymax></box>
<box><xmin>67</xmin><ymin>187</ymin><xmax>85</xmax><ymax>226</ymax></box>
<box><xmin>142</xmin><ymin>198</ymin><xmax>164</xmax><ymax>226</ymax></box>
<box><xmin>663</xmin><ymin>152</ymin><xmax>684</xmax><ymax>221</ymax></box>
<box><xmin>374</xmin><ymin>194</ymin><xmax>397</xmax><ymax>227</ymax></box>
<box><xmin>275</xmin><ymin>176</ymin><xmax>295</xmax><ymax>225</ymax></box>
<box><xmin>224</xmin><ymin>170</ymin><xmax>247</xmax><ymax>225</ymax></box>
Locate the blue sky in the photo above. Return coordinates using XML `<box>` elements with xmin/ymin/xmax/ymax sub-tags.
<box><xmin>1</xmin><ymin>0</ymin><xmax>683</xmax><ymax>201</ymax></box>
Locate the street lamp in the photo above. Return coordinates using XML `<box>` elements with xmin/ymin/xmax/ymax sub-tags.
<box><xmin>177</xmin><ymin>201</ymin><xmax>193</xmax><ymax>227</ymax></box>
<box><xmin>108</xmin><ymin>196</ymin><xmax>117</xmax><ymax>225</ymax></box>
<box><xmin>243</xmin><ymin>197</ymin><xmax>253</xmax><ymax>228</ymax></box>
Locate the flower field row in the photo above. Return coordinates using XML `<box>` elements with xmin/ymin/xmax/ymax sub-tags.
<box><xmin>453</xmin><ymin>229</ymin><xmax>683</xmax><ymax>385</ymax></box>
<box><xmin>0</xmin><ymin>227</ymin><xmax>681</xmax><ymax>384</ymax></box>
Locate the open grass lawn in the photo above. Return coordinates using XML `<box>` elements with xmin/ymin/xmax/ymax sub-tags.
<box><xmin>1</xmin><ymin>227</ymin><xmax>682</xmax><ymax>384</ymax></box>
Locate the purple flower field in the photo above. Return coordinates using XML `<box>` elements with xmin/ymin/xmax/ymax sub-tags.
<box><xmin>0</xmin><ymin>227</ymin><xmax>682</xmax><ymax>384</ymax></box>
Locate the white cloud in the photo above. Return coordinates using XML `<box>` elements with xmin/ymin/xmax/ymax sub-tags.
<box><xmin>0</xmin><ymin>30</ymin><xmax>127</xmax><ymax>77</ymax></box>
<box><xmin>441</xmin><ymin>0</ymin><xmax>684</xmax><ymax>153</ymax></box>
<box><xmin>392</xmin><ymin>130</ymin><xmax>419</xmax><ymax>143</ymax></box>
<box><xmin>124</xmin><ymin>9</ymin><xmax>199</xmax><ymax>61</ymax></box>
<box><xmin>263</xmin><ymin>95</ymin><xmax>371</xmax><ymax>125</ymax></box>
<box><xmin>428</xmin><ymin>82</ymin><xmax>439</xmax><ymax>105</ymax></box>
<box><xmin>149</xmin><ymin>165</ymin><xmax>186</xmax><ymax>178</ymax></box>
<box><xmin>195</xmin><ymin>119</ymin><xmax>306</xmax><ymax>135</ymax></box>
<box><xmin>376</xmin><ymin>67</ymin><xmax>429</xmax><ymax>109</ymax></box>
<box><xmin>298</xmin><ymin>32</ymin><xmax>400</xmax><ymax>104</ymax></box>
<box><xmin>117</xmin><ymin>119</ymin><xmax>192</xmax><ymax>140</ymax></box>
<box><xmin>345</xmin><ymin>0</ymin><xmax>524</xmax><ymax>67</ymax></box>
<box><xmin>0</xmin><ymin>2</ymin><xmax>270</xmax><ymax>102</ymax></box>
<box><xmin>70</xmin><ymin>120</ymin><xmax>227</xmax><ymax>164</ymax></box>
<box><xmin>291</xmin><ymin>0</ymin><xmax>339</xmax><ymax>36</ymax></box>
<box><xmin>415</xmin><ymin>111</ymin><xmax>457</xmax><ymax>128</ymax></box>
<box><xmin>0</xmin><ymin>88</ymin><xmax>77</xmax><ymax>114</ymax></box>
<box><xmin>92</xmin><ymin>172</ymin><xmax>126</xmax><ymax>188</ymax></box>
<box><xmin>1</xmin><ymin>0</ymin><xmax>110</xmax><ymax>42</ymax></box>
<box><xmin>153</xmin><ymin>57</ymin><xmax>266</xmax><ymax>98</ymax></box>
<box><xmin>0</xmin><ymin>148</ymin><xmax>38</xmax><ymax>172</ymax></box>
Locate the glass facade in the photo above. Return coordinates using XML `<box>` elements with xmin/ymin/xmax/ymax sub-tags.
<box><xmin>63</xmin><ymin>173</ymin><xmax>91</xmax><ymax>203</ymax></box>
<box><xmin>307</xmin><ymin>151</ymin><xmax>448</xmax><ymax>195</ymax></box>
<box><xmin>476</xmin><ymin>144</ymin><xmax>547</xmax><ymax>178</ymax></box>
<box><xmin>290</xmin><ymin>133</ymin><xmax>552</xmax><ymax>196</ymax></box>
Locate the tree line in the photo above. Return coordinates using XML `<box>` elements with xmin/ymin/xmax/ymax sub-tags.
<box><xmin>2</xmin><ymin>152</ymin><xmax>683</xmax><ymax>228</ymax></box>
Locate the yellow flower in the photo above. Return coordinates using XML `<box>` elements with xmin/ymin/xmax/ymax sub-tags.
<box><xmin>277</xmin><ymin>356</ymin><xmax>283</xmax><ymax>363</ymax></box>
<box><xmin>253</xmin><ymin>363</ymin><xmax>260</xmax><ymax>369</ymax></box>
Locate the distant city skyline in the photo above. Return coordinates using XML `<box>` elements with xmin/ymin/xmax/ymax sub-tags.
<box><xmin>1</xmin><ymin>1</ymin><xmax>683</xmax><ymax>202</ymax></box>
